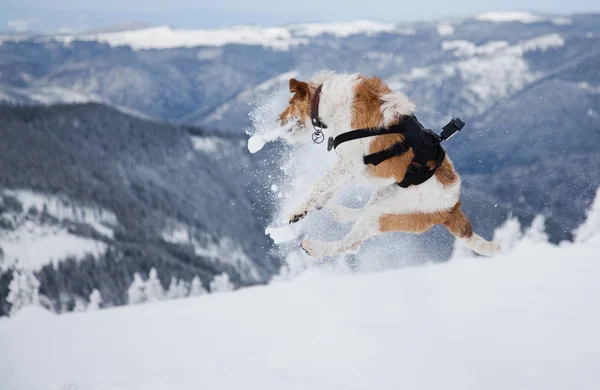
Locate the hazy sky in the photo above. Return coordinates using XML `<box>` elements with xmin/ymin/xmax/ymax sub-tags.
<box><xmin>2</xmin><ymin>0</ymin><xmax>599</xmax><ymax>32</ymax></box>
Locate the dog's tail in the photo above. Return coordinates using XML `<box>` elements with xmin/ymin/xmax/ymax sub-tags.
<box><xmin>444</xmin><ymin>202</ymin><xmax>500</xmax><ymax>257</ymax></box>
<box><xmin>460</xmin><ymin>233</ymin><xmax>501</xmax><ymax>256</ymax></box>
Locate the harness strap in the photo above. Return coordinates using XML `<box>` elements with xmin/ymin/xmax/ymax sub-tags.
<box><xmin>363</xmin><ymin>140</ymin><xmax>410</xmax><ymax>166</ymax></box>
<box><xmin>331</xmin><ymin>127</ymin><xmax>407</xmax><ymax>150</ymax></box>
<box><xmin>327</xmin><ymin>114</ymin><xmax>459</xmax><ymax>188</ymax></box>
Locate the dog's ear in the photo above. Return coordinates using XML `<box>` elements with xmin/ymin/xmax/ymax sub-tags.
<box><xmin>289</xmin><ymin>78</ymin><xmax>309</xmax><ymax>98</ymax></box>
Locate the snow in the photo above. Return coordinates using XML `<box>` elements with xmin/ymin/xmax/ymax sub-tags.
<box><xmin>442</xmin><ymin>34</ymin><xmax>563</xmax><ymax>57</ymax></box>
<box><xmin>0</xmin><ymin>190</ymin><xmax>116</xmax><ymax>270</ymax></box>
<box><xmin>552</xmin><ymin>16</ymin><xmax>573</xmax><ymax>25</ymax></box>
<box><xmin>23</xmin><ymin>86</ymin><xmax>100</xmax><ymax>105</ymax></box>
<box><xmin>2</xmin><ymin>235</ymin><xmax>600</xmax><ymax>389</ymax></box>
<box><xmin>55</xmin><ymin>21</ymin><xmax>397</xmax><ymax>51</ymax></box>
<box><xmin>474</xmin><ymin>12</ymin><xmax>572</xmax><ymax>26</ymax></box>
<box><xmin>577</xmin><ymin>82</ymin><xmax>600</xmax><ymax>93</ymax></box>
<box><xmin>288</xmin><ymin>20</ymin><xmax>397</xmax><ymax>38</ymax></box>
<box><xmin>203</xmin><ymin>71</ymin><xmax>300</xmax><ymax>124</ymax></box>
<box><xmin>516</xmin><ymin>33</ymin><xmax>565</xmax><ymax>52</ymax></box>
<box><xmin>474</xmin><ymin>12</ymin><xmax>544</xmax><ymax>23</ymax></box>
<box><xmin>404</xmin><ymin>67</ymin><xmax>430</xmax><ymax>80</ymax></box>
<box><xmin>575</xmin><ymin>188</ymin><xmax>600</xmax><ymax>243</ymax></box>
<box><xmin>247</xmin><ymin>135</ymin><xmax>268</xmax><ymax>153</ymax></box>
<box><xmin>189</xmin><ymin>135</ymin><xmax>228</xmax><ymax>154</ymax></box>
<box><xmin>438</xmin><ymin>34</ymin><xmax>564</xmax><ymax>104</ymax></box>
<box><xmin>265</xmin><ymin>224</ymin><xmax>300</xmax><ymax>244</ymax></box>
<box><xmin>247</xmin><ymin>122</ymin><xmax>294</xmax><ymax>153</ymax></box>
<box><xmin>442</xmin><ymin>39</ymin><xmax>509</xmax><ymax>56</ymax></box>
<box><xmin>0</xmin><ymin>221</ymin><xmax>108</xmax><ymax>270</ymax></box>
<box><xmin>437</xmin><ymin>23</ymin><xmax>455</xmax><ymax>36</ymax></box>
<box><xmin>2</xmin><ymin>189</ymin><xmax>117</xmax><ymax>238</ymax></box>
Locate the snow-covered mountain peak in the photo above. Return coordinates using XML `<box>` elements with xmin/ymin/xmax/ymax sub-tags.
<box><xmin>57</xmin><ymin>20</ymin><xmax>398</xmax><ymax>50</ymax></box>
<box><xmin>474</xmin><ymin>11</ymin><xmax>545</xmax><ymax>23</ymax></box>
<box><xmin>473</xmin><ymin>11</ymin><xmax>572</xmax><ymax>25</ymax></box>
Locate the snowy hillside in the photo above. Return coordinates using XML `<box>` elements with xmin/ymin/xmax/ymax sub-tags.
<box><xmin>0</xmin><ymin>103</ymin><xmax>278</xmax><ymax>316</ymax></box>
<box><xmin>2</xmin><ymin>230</ymin><xmax>600</xmax><ymax>390</ymax></box>
<box><xmin>0</xmin><ymin>189</ymin><xmax>114</xmax><ymax>270</ymax></box>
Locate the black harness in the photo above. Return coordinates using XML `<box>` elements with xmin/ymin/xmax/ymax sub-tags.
<box><xmin>311</xmin><ymin>85</ymin><xmax>465</xmax><ymax>188</ymax></box>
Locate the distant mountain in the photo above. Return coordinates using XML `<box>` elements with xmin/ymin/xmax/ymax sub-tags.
<box><xmin>0</xmin><ymin>103</ymin><xmax>277</xmax><ymax>315</ymax></box>
<box><xmin>1</xmin><ymin>13</ymin><xmax>598</xmax><ymax>130</ymax></box>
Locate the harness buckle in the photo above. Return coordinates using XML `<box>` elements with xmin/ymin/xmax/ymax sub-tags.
<box><xmin>327</xmin><ymin>137</ymin><xmax>335</xmax><ymax>151</ymax></box>
<box><xmin>391</xmin><ymin>141</ymin><xmax>408</xmax><ymax>156</ymax></box>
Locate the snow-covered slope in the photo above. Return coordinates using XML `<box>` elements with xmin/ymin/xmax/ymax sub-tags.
<box><xmin>2</xmin><ymin>235</ymin><xmax>600</xmax><ymax>390</ymax></box>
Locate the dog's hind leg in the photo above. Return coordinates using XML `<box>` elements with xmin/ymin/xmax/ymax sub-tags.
<box><xmin>302</xmin><ymin>187</ymin><xmax>394</xmax><ymax>257</ymax></box>
<box><xmin>327</xmin><ymin>204</ymin><xmax>364</xmax><ymax>223</ymax></box>
<box><xmin>442</xmin><ymin>202</ymin><xmax>500</xmax><ymax>256</ymax></box>
<box><xmin>302</xmin><ymin>211</ymin><xmax>381</xmax><ymax>257</ymax></box>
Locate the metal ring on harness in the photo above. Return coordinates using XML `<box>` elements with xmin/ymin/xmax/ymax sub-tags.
<box><xmin>312</xmin><ymin>128</ymin><xmax>325</xmax><ymax>144</ymax></box>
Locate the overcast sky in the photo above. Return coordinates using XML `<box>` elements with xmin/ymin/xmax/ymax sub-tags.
<box><xmin>2</xmin><ymin>0</ymin><xmax>599</xmax><ymax>32</ymax></box>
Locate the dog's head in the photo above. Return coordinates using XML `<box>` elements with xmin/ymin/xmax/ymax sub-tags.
<box><xmin>277</xmin><ymin>78</ymin><xmax>314</xmax><ymax>137</ymax></box>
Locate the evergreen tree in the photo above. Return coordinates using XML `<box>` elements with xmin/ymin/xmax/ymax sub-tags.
<box><xmin>575</xmin><ymin>187</ymin><xmax>600</xmax><ymax>243</ymax></box>
<box><xmin>524</xmin><ymin>215</ymin><xmax>549</xmax><ymax>244</ymax></box>
<box><xmin>493</xmin><ymin>216</ymin><xmax>522</xmax><ymax>253</ymax></box>
<box><xmin>73</xmin><ymin>298</ymin><xmax>87</xmax><ymax>312</ymax></box>
<box><xmin>7</xmin><ymin>269</ymin><xmax>40</xmax><ymax>316</ymax></box>
<box><xmin>88</xmin><ymin>289</ymin><xmax>102</xmax><ymax>310</ymax></box>
<box><xmin>127</xmin><ymin>273</ymin><xmax>146</xmax><ymax>305</ymax></box>
<box><xmin>166</xmin><ymin>277</ymin><xmax>178</xmax><ymax>300</ymax></box>
<box><xmin>145</xmin><ymin>268</ymin><xmax>165</xmax><ymax>302</ymax></box>
<box><xmin>210</xmin><ymin>273</ymin><xmax>234</xmax><ymax>293</ymax></box>
<box><xmin>166</xmin><ymin>277</ymin><xmax>188</xmax><ymax>300</ymax></box>
<box><xmin>176</xmin><ymin>279</ymin><xmax>190</xmax><ymax>298</ymax></box>
<box><xmin>189</xmin><ymin>276</ymin><xmax>207</xmax><ymax>296</ymax></box>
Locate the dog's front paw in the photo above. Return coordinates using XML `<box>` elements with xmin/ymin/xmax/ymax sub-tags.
<box><xmin>288</xmin><ymin>210</ymin><xmax>308</xmax><ymax>224</ymax></box>
<box><xmin>301</xmin><ymin>238</ymin><xmax>327</xmax><ymax>258</ymax></box>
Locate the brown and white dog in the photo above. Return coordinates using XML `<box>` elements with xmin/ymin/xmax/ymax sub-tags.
<box><xmin>279</xmin><ymin>71</ymin><xmax>500</xmax><ymax>258</ymax></box>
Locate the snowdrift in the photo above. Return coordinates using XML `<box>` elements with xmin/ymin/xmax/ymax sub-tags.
<box><xmin>2</xmin><ymin>236</ymin><xmax>600</xmax><ymax>390</ymax></box>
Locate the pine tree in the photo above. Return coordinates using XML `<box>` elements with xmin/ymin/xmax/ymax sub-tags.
<box><xmin>210</xmin><ymin>273</ymin><xmax>234</xmax><ymax>293</ymax></box>
<box><xmin>6</xmin><ymin>269</ymin><xmax>40</xmax><ymax>316</ymax></box>
<box><xmin>575</xmin><ymin>187</ymin><xmax>600</xmax><ymax>243</ymax></box>
<box><xmin>189</xmin><ymin>276</ymin><xmax>207</xmax><ymax>296</ymax></box>
<box><xmin>88</xmin><ymin>289</ymin><xmax>102</xmax><ymax>310</ymax></box>
<box><xmin>166</xmin><ymin>277</ymin><xmax>188</xmax><ymax>300</ymax></box>
<box><xmin>524</xmin><ymin>215</ymin><xmax>549</xmax><ymax>244</ymax></box>
<box><xmin>493</xmin><ymin>216</ymin><xmax>522</xmax><ymax>253</ymax></box>
<box><xmin>176</xmin><ymin>279</ymin><xmax>189</xmax><ymax>297</ymax></box>
<box><xmin>166</xmin><ymin>277</ymin><xmax>178</xmax><ymax>300</ymax></box>
<box><xmin>73</xmin><ymin>298</ymin><xmax>87</xmax><ymax>312</ymax></box>
<box><xmin>127</xmin><ymin>273</ymin><xmax>146</xmax><ymax>305</ymax></box>
<box><xmin>145</xmin><ymin>268</ymin><xmax>165</xmax><ymax>302</ymax></box>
